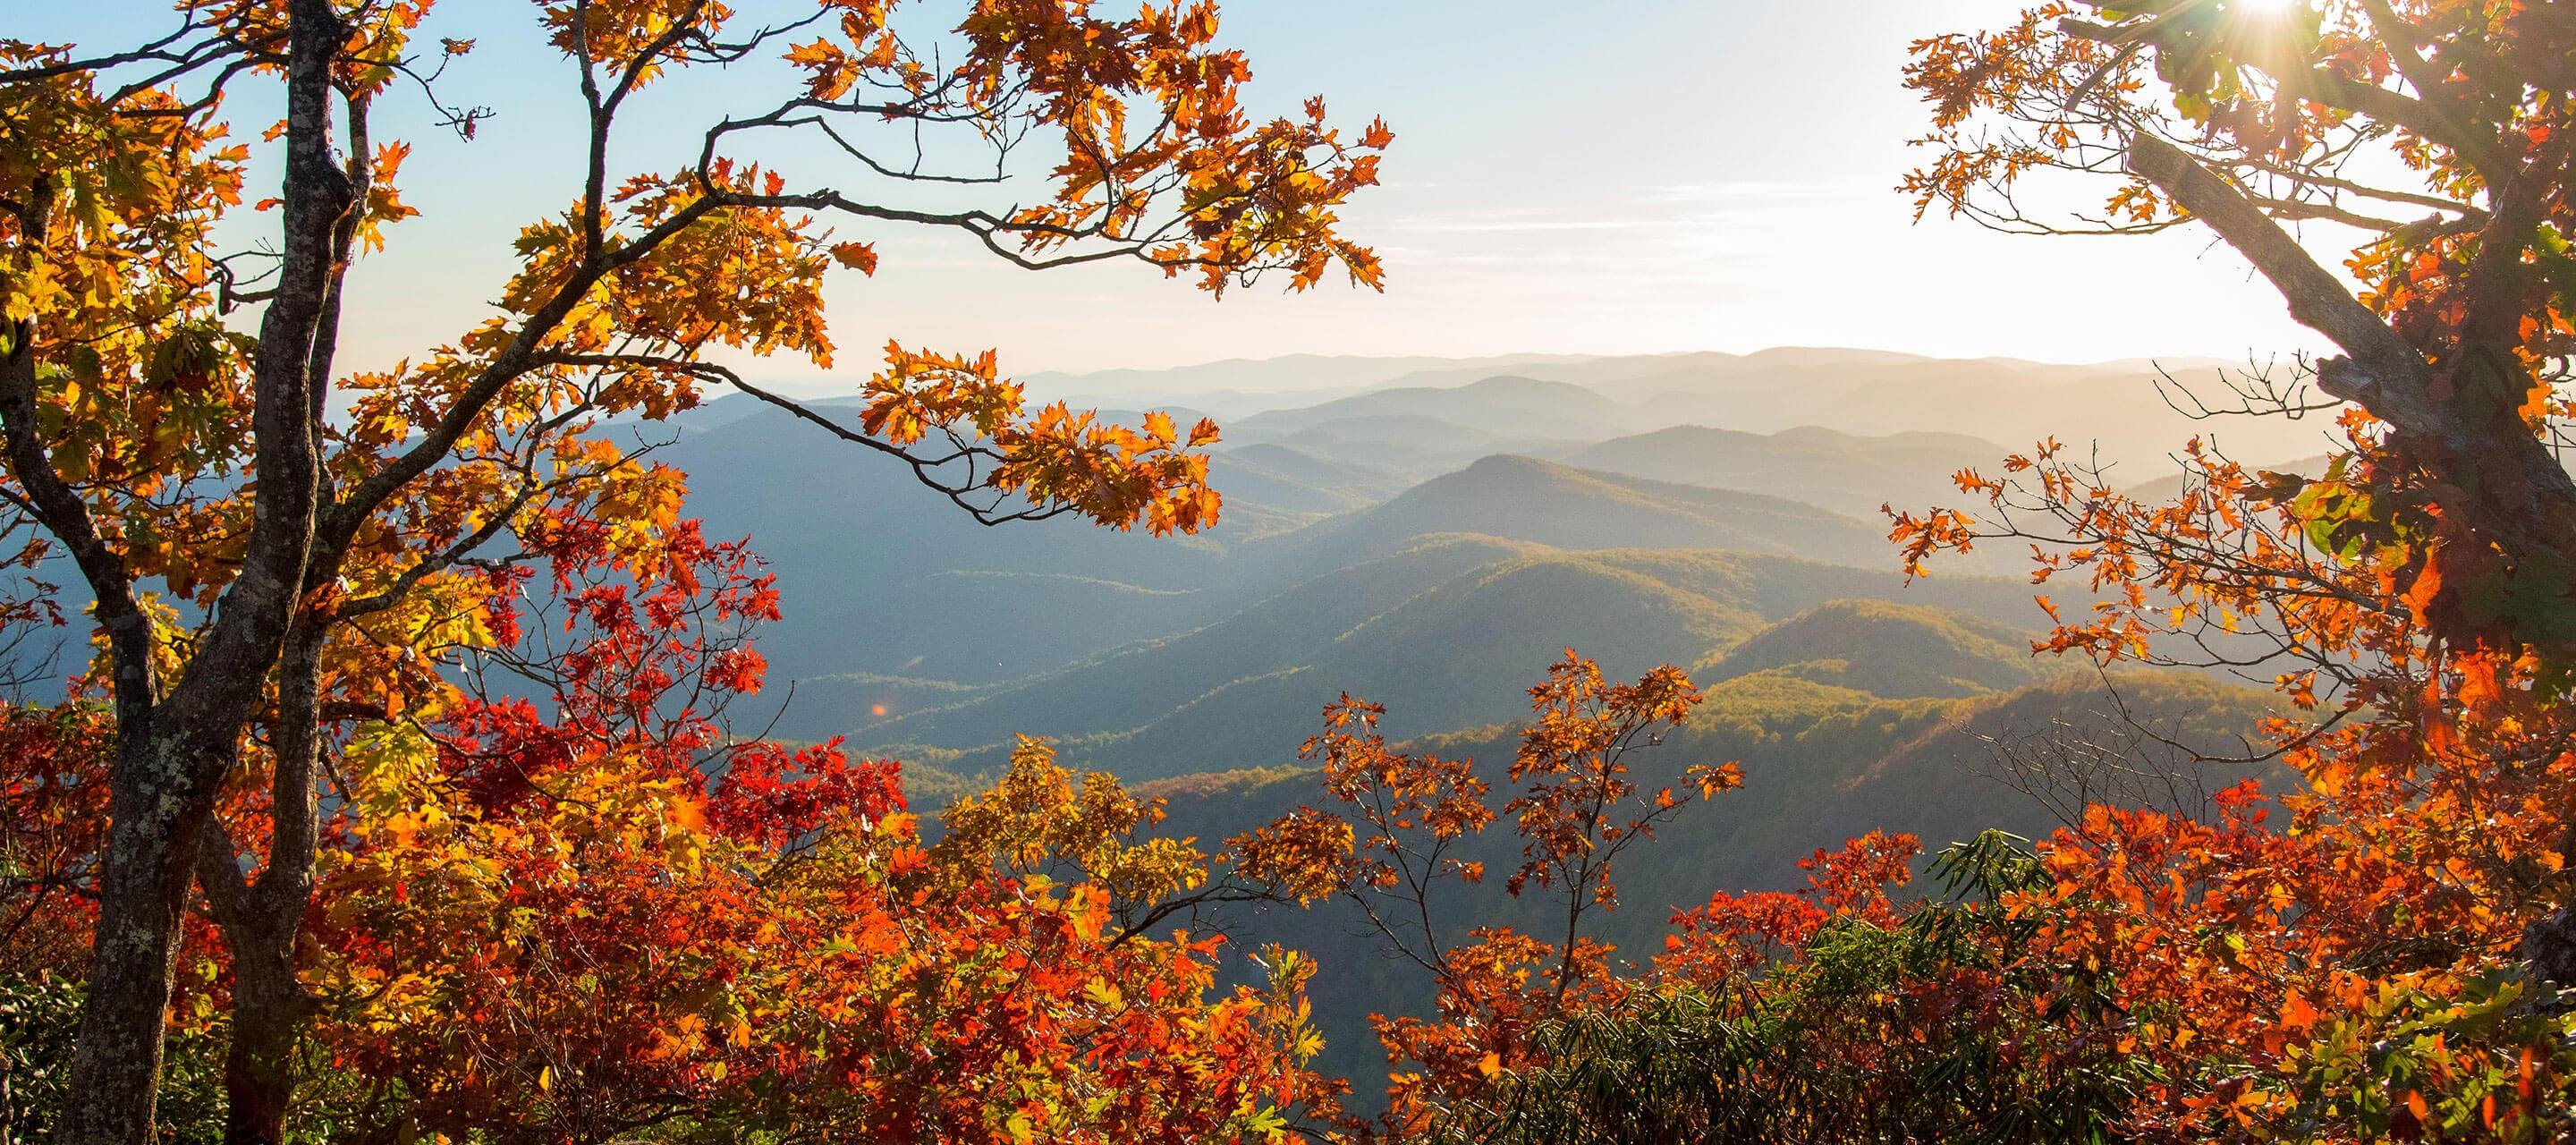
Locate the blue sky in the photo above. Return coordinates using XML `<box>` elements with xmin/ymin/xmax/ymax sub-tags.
<box><xmin>31</xmin><ymin>2</ymin><xmax>2321</xmax><ymax>382</ymax></box>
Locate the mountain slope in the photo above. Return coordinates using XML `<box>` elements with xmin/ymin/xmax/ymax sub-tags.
<box><xmin>1702</xmin><ymin>599</ymin><xmax>2046</xmax><ymax>699</ymax></box>
<box><xmin>1558</xmin><ymin>424</ymin><xmax>2009</xmax><ymax>518</ymax></box>
<box><xmin>1233</xmin><ymin>375</ymin><xmax>1646</xmax><ymax>442</ymax></box>
<box><xmin>1247</xmin><ymin>455</ymin><xmax>1894</xmax><ymax>585</ymax></box>
<box><xmin>861</xmin><ymin>547</ymin><xmax>2055</xmax><ymax>781</ymax></box>
<box><xmin>820</xmin><ymin>534</ymin><xmax>1546</xmax><ymax>749</ymax></box>
<box><xmin>1212</xmin><ymin>444</ymin><xmax>1411</xmax><ymax>512</ymax></box>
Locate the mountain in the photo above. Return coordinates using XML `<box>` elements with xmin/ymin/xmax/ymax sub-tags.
<box><xmin>1281</xmin><ymin>414</ymin><xmax>1510</xmax><ymax>454</ymax></box>
<box><xmin>660</xmin><ymin>352</ymin><xmax>2236</xmax><ymax>788</ymax></box>
<box><xmin>1233</xmin><ymin>375</ymin><xmax>1648</xmax><ymax>443</ymax></box>
<box><xmin>851</xmin><ymin>549</ymin><xmax>2051</xmax><ymax>782</ymax></box>
<box><xmin>1194</xmin><ymin>448</ymin><xmax>1411</xmax><ymax>537</ymax></box>
<box><xmin>792</xmin><ymin>534</ymin><xmax>1545</xmax><ymax>748</ymax></box>
<box><xmin>1063</xmin><ymin>552</ymin><xmax>1759</xmax><ymax>772</ymax></box>
<box><xmin>669</xmin><ymin>411</ymin><xmax>1903</xmax><ymax>699</ymax></box>
<box><xmin>1226</xmin><ymin>349</ymin><xmax>2305</xmax><ymax>471</ymax></box>
<box><xmin>1353</xmin><ymin>347</ymin><xmax>1953</xmax><ymax>393</ymax></box>
<box><xmin>1244</xmin><ymin>455</ymin><xmax>1894</xmax><ymax>586</ymax></box>
<box><xmin>1700</xmin><ymin>598</ymin><xmax>2048</xmax><ymax>699</ymax></box>
<box><xmin>1020</xmin><ymin>352</ymin><xmax>1601</xmax><ymax>417</ymax></box>
<box><xmin>859</xmin><ymin>349</ymin><xmax>2337</xmax><ymax>477</ymax></box>
<box><xmin>1209</xmin><ymin>445</ymin><xmax>1412</xmax><ymax>513</ymax></box>
<box><xmin>1555</xmin><ymin>424</ymin><xmax>2008</xmax><ymax>518</ymax></box>
<box><xmin>1576</xmin><ymin>355</ymin><xmax>2323</xmax><ymax>471</ymax></box>
<box><xmin>662</xmin><ymin>405</ymin><xmax>1241</xmax><ymax>683</ymax></box>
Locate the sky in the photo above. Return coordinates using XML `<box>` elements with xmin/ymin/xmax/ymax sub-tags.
<box><xmin>32</xmin><ymin>1</ymin><xmax>2326</xmax><ymax>385</ymax></box>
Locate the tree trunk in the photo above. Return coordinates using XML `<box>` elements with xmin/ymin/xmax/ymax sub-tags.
<box><xmin>2527</xmin><ymin>903</ymin><xmax>2576</xmax><ymax>992</ymax></box>
<box><xmin>57</xmin><ymin>740</ymin><xmax>210</xmax><ymax>1145</ymax></box>
<box><xmin>203</xmin><ymin>629</ymin><xmax>327</xmax><ymax>1145</ymax></box>
<box><xmin>221</xmin><ymin>945</ymin><xmax>312</xmax><ymax>1145</ymax></box>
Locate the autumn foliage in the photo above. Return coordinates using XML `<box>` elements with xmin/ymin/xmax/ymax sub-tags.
<box><xmin>1</xmin><ymin>0</ymin><xmax>1394</xmax><ymax>1139</ymax></box>
<box><xmin>1880</xmin><ymin>1</ymin><xmax>2576</xmax><ymax>1140</ymax></box>
<box><xmin>13</xmin><ymin>0</ymin><xmax>2576</xmax><ymax>1143</ymax></box>
<box><xmin>1247</xmin><ymin>3</ymin><xmax>2576</xmax><ymax>1141</ymax></box>
<box><xmin>2</xmin><ymin>515</ymin><xmax>1347</xmax><ymax>1142</ymax></box>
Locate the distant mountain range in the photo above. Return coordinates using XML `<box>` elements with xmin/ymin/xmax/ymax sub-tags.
<box><xmin>691</xmin><ymin>347</ymin><xmax>2335</xmax><ymax>475</ymax></box>
<box><xmin>837</xmin><ymin>545</ymin><xmax>2050</xmax><ymax>783</ymax></box>
<box><xmin>654</xmin><ymin>348</ymin><xmax>2309</xmax><ymax>763</ymax></box>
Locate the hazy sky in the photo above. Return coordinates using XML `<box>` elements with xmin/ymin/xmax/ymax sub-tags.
<box><xmin>37</xmin><ymin>2</ymin><xmax>2325</xmax><ymax>381</ymax></box>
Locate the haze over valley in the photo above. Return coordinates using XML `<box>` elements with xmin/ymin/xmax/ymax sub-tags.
<box><xmin>670</xmin><ymin>347</ymin><xmax>2305</xmax><ymax>777</ymax></box>
<box><xmin>648</xmin><ymin>345</ymin><xmax>2303</xmax><ymax>1085</ymax></box>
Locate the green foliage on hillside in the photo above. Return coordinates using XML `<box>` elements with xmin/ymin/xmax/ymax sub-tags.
<box><xmin>1257</xmin><ymin>455</ymin><xmax>1894</xmax><ymax>581</ymax></box>
<box><xmin>863</xmin><ymin>567</ymin><xmax>2051</xmax><ymax>782</ymax></box>
<box><xmin>1150</xmin><ymin>666</ymin><xmax>2282</xmax><ymax>1095</ymax></box>
<box><xmin>1700</xmin><ymin>598</ymin><xmax>2048</xmax><ymax>699</ymax></box>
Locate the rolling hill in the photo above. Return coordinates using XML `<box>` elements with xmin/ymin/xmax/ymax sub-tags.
<box><xmin>1231</xmin><ymin>374</ymin><xmax>1648</xmax><ymax>441</ymax></box>
<box><xmin>1700</xmin><ymin>598</ymin><xmax>2049</xmax><ymax>699</ymax></box>
<box><xmin>1557</xmin><ymin>424</ymin><xmax>2008</xmax><ymax>518</ymax></box>
<box><xmin>1209</xmin><ymin>444</ymin><xmax>1413</xmax><ymax>513</ymax></box>
<box><xmin>1241</xmin><ymin>455</ymin><xmax>1895</xmax><ymax>588</ymax></box>
<box><xmin>851</xmin><ymin>548</ymin><xmax>2052</xmax><ymax>781</ymax></box>
<box><xmin>789</xmin><ymin>534</ymin><xmax>1546</xmax><ymax>748</ymax></box>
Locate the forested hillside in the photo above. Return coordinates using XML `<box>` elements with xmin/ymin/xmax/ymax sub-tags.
<box><xmin>1149</xmin><ymin>667</ymin><xmax>2282</xmax><ymax>1090</ymax></box>
<box><xmin>667</xmin><ymin>352</ymin><xmax>2248</xmax><ymax>742</ymax></box>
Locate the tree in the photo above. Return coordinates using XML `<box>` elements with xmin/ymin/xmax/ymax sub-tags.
<box><xmin>1283</xmin><ymin>7</ymin><xmax>2576</xmax><ymax>1139</ymax></box>
<box><xmin>1898</xmin><ymin>0</ymin><xmax>2576</xmax><ymax>969</ymax></box>
<box><xmin>1903</xmin><ymin>0</ymin><xmax>2576</xmax><ymax>640</ymax></box>
<box><xmin>1883</xmin><ymin>1</ymin><xmax>2576</xmax><ymax>1136</ymax></box>
<box><xmin>0</xmin><ymin>2</ymin><xmax>1385</xmax><ymax>1140</ymax></box>
<box><xmin>0</xmin><ymin>505</ymin><xmax>1352</xmax><ymax>1143</ymax></box>
<box><xmin>1231</xmin><ymin>652</ymin><xmax>1733</xmax><ymax>1137</ymax></box>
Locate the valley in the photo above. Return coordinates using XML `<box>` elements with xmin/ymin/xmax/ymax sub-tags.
<box><xmin>647</xmin><ymin>349</ymin><xmax>2299</xmax><ymax>1088</ymax></box>
<box><xmin>660</xmin><ymin>348</ymin><xmax>2294</xmax><ymax>787</ymax></box>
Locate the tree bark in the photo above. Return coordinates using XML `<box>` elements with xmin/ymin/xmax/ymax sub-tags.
<box><xmin>198</xmin><ymin>625</ymin><xmax>326</xmax><ymax>1145</ymax></box>
<box><xmin>57</xmin><ymin>735</ymin><xmax>219</xmax><ymax>1144</ymax></box>
<box><xmin>2527</xmin><ymin>903</ymin><xmax>2576</xmax><ymax>989</ymax></box>
<box><xmin>2122</xmin><ymin>134</ymin><xmax>2576</xmax><ymax>565</ymax></box>
<box><xmin>217</xmin><ymin>934</ymin><xmax>312</xmax><ymax>1145</ymax></box>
